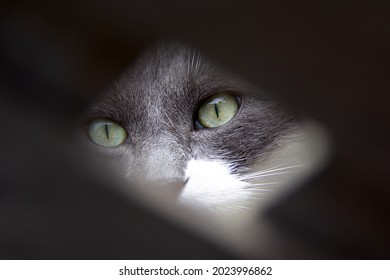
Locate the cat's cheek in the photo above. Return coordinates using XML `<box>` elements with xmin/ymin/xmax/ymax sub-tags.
<box><xmin>178</xmin><ymin>159</ymin><xmax>252</xmax><ymax>211</ymax></box>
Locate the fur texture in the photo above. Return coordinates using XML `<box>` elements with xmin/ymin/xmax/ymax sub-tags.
<box><xmin>83</xmin><ymin>42</ymin><xmax>310</xmax><ymax>214</ymax></box>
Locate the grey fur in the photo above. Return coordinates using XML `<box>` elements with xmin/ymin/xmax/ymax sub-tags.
<box><xmin>84</xmin><ymin>42</ymin><xmax>301</xmax><ymax>184</ymax></box>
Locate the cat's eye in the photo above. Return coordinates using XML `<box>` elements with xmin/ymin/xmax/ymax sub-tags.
<box><xmin>88</xmin><ymin>119</ymin><xmax>127</xmax><ymax>147</ymax></box>
<box><xmin>197</xmin><ymin>93</ymin><xmax>239</xmax><ymax>128</ymax></box>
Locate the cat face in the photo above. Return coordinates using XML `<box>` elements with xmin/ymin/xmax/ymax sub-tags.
<box><xmin>83</xmin><ymin>42</ymin><xmax>308</xmax><ymax>214</ymax></box>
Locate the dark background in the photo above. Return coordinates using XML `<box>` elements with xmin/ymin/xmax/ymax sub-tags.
<box><xmin>0</xmin><ymin>0</ymin><xmax>389</xmax><ymax>258</ymax></box>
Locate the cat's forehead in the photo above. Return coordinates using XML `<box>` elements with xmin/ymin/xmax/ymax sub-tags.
<box><xmin>87</xmin><ymin>43</ymin><xmax>256</xmax><ymax>123</ymax></box>
<box><xmin>128</xmin><ymin>43</ymin><xmax>193</xmax><ymax>88</ymax></box>
<box><xmin>105</xmin><ymin>43</ymin><xmax>251</xmax><ymax>103</ymax></box>
<box><xmin>130</xmin><ymin>43</ymin><xmax>197</xmax><ymax>96</ymax></box>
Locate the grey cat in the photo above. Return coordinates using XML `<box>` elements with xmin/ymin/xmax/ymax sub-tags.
<box><xmin>83</xmin><ymin>42</ymin><xmax>321</xmax><ymax>216</ymax></box>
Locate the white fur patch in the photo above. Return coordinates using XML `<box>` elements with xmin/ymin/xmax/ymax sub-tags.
<box><xmin>177</xmin><ymin>122</ymin><xmax>329</xmax><ymax>217</ymax></box>
<box><xmin>178</xmin><ymin>159</ymin><xmax>252</xmax><ymax>212</ymax></box>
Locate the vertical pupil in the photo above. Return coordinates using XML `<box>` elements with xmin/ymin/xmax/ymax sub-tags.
<box><xmin>214</xmin><ymin>103</ymin><xmax>219</xmax><ymax>118</ymax></box>
<box><xmin>104</xmin><ymin>124</ymin><xmax>110</xmax><ymax>139</ymax></box>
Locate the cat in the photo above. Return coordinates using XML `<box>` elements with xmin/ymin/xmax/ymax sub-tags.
<box><xmin>82</xmin><ymin>41</ymin><xmax>323</xmax><ymax>218</ymax></box>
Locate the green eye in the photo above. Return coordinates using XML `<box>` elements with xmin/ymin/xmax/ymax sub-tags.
<box><xmin>88</xmin><ymin>119</ymin><xmax>127</xmax><ymax>147</ymax></box>
<box><xmin>197</xmin><ymin>93</ymin><xmax>239</xmax><ymax>128</ymax></box>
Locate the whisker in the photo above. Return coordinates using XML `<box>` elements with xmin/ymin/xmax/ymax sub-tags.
<box><xmin>232</xmin><ymin>205</ymin><xmax>250</xmax><ymax>210</ymax></box>
<box><xmin>191</xmin><ymin>49</ymin><xmax>196</xmax><ymax>73</ymax></box>
<box><xmin>187</xmin><ymin>48</ymin><xmax>191</xmax><ymax>75</ymax></box>
<box><xmin>249</xmin><ymin>182</ymin><xmax>281</xmax><ymax>186</ymax></box>
<box><xmin>247</xmin><ymin>164</ymin><xmax>305</xmax><ymax>176</ymax></box>
<box><xmin>240</xmin><ymin>171</ymin><xmax>297</xmax><ymax>181</ymax></box>
<box><xmin>195</xmin><ymin>51</ymin><xmax>202</xmax><ymax>74</ymax></box>
<box><xmin>253</xmin><ymin>157</ymin><xmax>305</xmax><ymax>173</ymax></box>
<box><xmin>202</xmin><ymin>186</ymin><xmax>274</xmax><ymax>196</ymax></box>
